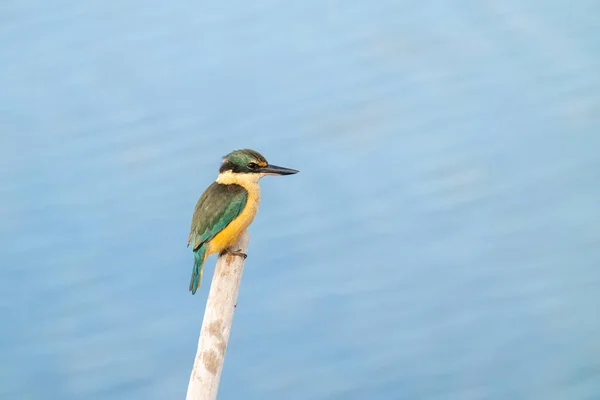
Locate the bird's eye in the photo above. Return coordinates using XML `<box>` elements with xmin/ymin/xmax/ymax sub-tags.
<box><xmin>247</xmin><ymin>162</ymin><xmax>258</xmax><ymax>169</ymax></box>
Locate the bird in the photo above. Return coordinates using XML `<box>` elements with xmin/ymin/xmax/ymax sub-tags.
<box><xmin>187</xmin><ymin>149</ymin><xmax>299</xmax><ymax>294</ymax></box>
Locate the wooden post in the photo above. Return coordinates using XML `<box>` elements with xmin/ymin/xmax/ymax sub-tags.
<box><xmin>186</xmin><ymin>231</ymin><xmax>250</xmax><ymax>400</ymax></box>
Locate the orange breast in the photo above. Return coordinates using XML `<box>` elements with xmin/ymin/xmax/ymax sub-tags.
<box><xmin>207</xmin><ymin>181</ymin><xmax>260</xmax><ymax>254</ymax></box>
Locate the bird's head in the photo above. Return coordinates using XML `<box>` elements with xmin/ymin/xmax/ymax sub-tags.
<box><xmin>219</xmin><ymin>149</ymin><xmax>299</xmax><ymax>178</ymax></box>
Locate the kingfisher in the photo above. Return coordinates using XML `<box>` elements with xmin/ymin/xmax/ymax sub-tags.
<box><xmin>187</xmin><ymin>149</ymin><xmax>298</xmax><ymax>294</ymax></box>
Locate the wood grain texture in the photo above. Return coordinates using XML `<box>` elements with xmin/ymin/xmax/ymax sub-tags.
<box><xmin>186</xmin><ymin>230</ymin><xmax>250</xmax><ymax>400</ymax></box>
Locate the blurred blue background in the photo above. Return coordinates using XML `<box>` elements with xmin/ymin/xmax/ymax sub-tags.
<box><xmin>2</xmin><ymin>1</ymin><xmax>600</xmax><ymax>399</ymax></box>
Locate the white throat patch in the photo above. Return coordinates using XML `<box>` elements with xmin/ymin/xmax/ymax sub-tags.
<box><xmin>216</xmin><ymin>170</ymin><xmax>263</xmax><ymax>185</ymax></box>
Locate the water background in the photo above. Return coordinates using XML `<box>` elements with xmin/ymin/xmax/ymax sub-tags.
<box><xmin>1</xmin><ymin>1</ymin><xmax>600</xmax><ymax>399</ymax></box>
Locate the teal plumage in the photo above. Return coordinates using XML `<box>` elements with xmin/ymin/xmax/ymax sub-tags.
<box><xmin>190</xmin><ymin>243</ymin><xmax>207</xmax><ymax>294</ymax></box>
<box><xmin>188</xmin><ymin>182</ymin><xmax>248</xmax><ymax>294</ymax></box>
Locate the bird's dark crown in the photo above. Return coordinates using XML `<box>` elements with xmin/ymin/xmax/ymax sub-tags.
<box><xmin>219</xmin><ymin>149</ymin><xmax>268</xmax><ymax>174</ymax></box>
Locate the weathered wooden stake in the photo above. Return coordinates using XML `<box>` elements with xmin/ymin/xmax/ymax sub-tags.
<box><xmin>186</xmin><ymin>231</ymin><xmax>250</xmax><ymax>400</ymax></box>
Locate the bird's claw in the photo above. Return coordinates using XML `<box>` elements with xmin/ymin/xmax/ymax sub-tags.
<box><xmin>221</xmin><ymin>249</ymin><xmax>247</xmax><ymax>259</ymax></box>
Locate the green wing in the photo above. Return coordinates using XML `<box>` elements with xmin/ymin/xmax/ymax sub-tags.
<box><xmin>188</xmin><ymin>182</ymin><xmax>248</xmax><ymax>250</ymax></box>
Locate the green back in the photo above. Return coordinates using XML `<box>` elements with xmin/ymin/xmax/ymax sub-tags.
<box><xmin>188</xmin><ymin>182</ymin><xmax>248</xmax><ymax>250</ymax></box>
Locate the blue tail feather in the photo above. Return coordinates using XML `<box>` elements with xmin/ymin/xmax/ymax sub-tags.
<box><xmin>189</xmin><ymin>244</ymin><xmax>207</xmax><ymax>295</ymax></box>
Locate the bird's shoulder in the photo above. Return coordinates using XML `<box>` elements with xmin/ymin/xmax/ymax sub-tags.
<box><xmin>188</xmin><ymin>182</ymin><xmax>248</xmax><ymax>249</ymax></box>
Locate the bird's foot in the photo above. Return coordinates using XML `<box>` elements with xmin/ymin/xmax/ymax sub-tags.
<box><xmin>221</xmin><ymin>248</ymin><xmax>248</xmax><ymax>259</ymax></box>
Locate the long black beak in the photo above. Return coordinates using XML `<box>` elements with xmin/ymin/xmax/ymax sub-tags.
<box><xmin>260</xmin><ymin>164</ymin><xmax>299</xmax><ymax>176</ymax></box>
